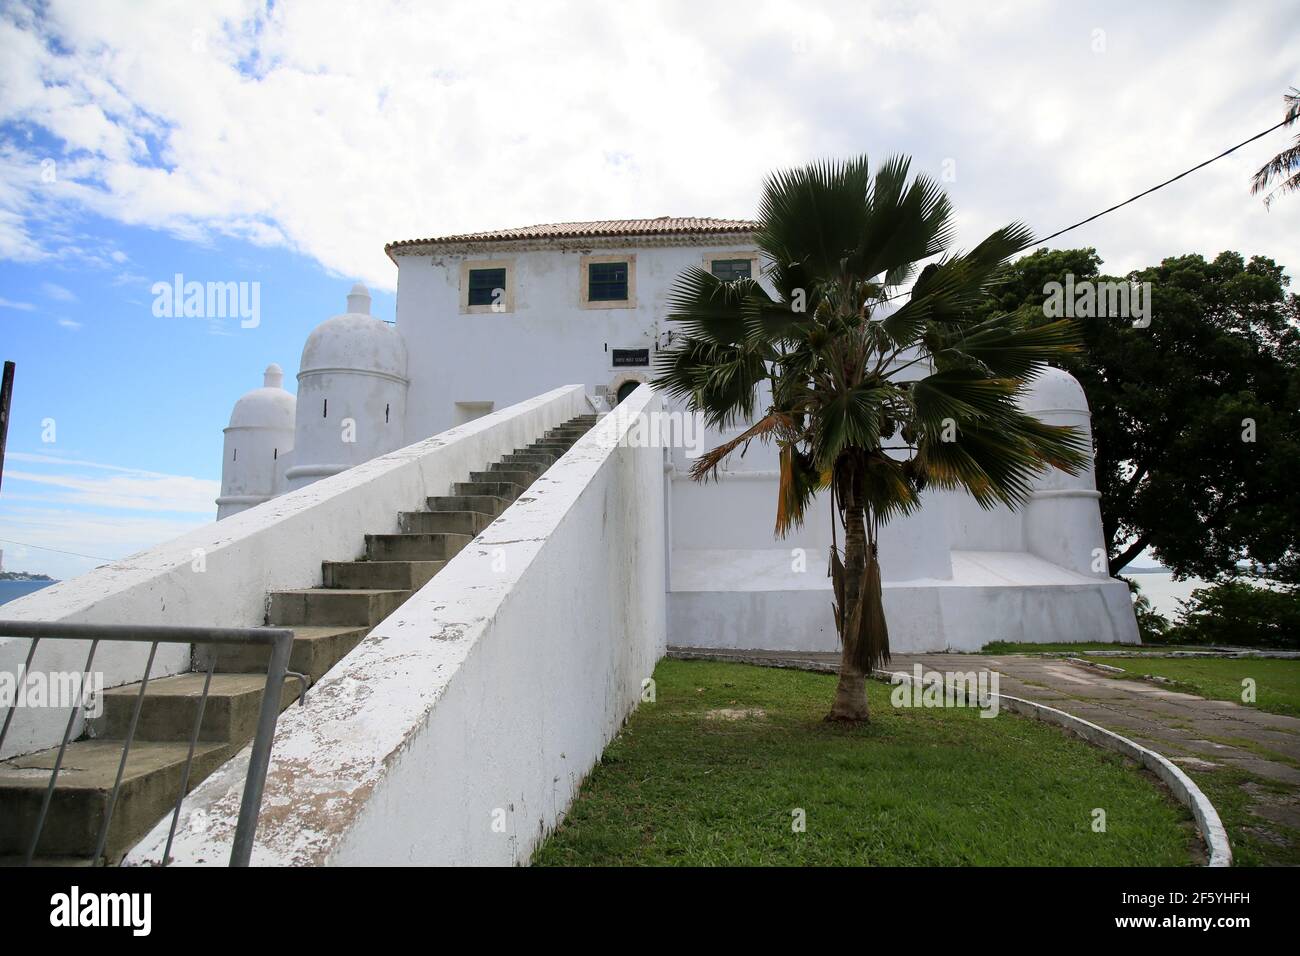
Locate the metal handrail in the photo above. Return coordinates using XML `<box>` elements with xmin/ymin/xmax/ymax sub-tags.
<box><xmin>0</xmin><ymin>620</ymin><xmax>295</xmax><ymax>866</ymax></box>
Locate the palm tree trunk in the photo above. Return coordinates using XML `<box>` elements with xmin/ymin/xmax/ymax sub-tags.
<box><xmin>827</xmin><ymin>469</ymin><xmax>871</xmax><ymax>722</ymax></box>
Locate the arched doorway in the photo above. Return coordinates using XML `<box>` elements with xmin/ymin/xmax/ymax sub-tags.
<box><xmin>616</xmin><ymin>380</ymin><xmax>641</xmax><ymax>405</ymax></box>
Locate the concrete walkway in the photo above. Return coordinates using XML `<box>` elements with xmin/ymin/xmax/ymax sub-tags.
<box><xmin>669</xmin><ymin>646</ymin><xmax>1300</xmax><ymax>855</ymax></box>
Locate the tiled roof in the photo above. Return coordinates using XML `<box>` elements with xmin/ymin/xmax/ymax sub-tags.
<box><xmin>385</xmin><ymin>217</ymin><xmax>757</xmax><ymax>254</ymax></box>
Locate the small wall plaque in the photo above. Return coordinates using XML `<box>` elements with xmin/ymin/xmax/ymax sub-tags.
<box><xmin>612</xmin><ymin>348</ymin><xmax>650</xmax><ymax>368</ymax></box>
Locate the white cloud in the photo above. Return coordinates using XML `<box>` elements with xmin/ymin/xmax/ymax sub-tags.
<box><xmin>7</xmin><ymin>450</ymin><xmax>184</xmax><ymax>474</ymax></box>
<box><xmin>3</xmin><ymin>471</ymin><xmax>217</xmax><ymax>514</ymax></box>
<box><xmin>0</xmin><ymin>505</ymin><xmax>209</xmax><ymax>578</ymax></box>
<box><xmin>0</xmin><ymin>0</ymin><xmax>1296</xmax><ymax>291</ymax></box>
<box><xmin>0</xmin><ymin>296</ymin><xmax>35</xmax><ymax>310</ymax></box>
<box><xmin>55</xmin><ymin>317</ymin><xmax>81</xmax><ymax>329</ymax></box>
<box><xmin>40</xmin><ymin>280</ymin><xmax>76</xmax><ymax>301</ymax></box>
<box><xmin>2</xmin><ymin>456</ymin><xmax>219</xmax><ymax>514</ymax></box>
<box><xmin>0</xmin><ymin>452</ymin><xmax>218</xmax><ymax>579</ymax></box>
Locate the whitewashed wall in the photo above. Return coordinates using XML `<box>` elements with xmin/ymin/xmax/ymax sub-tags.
<box><xmin>0</xmin><ymin>385</ymin><xmax>591</xmax><ymax>760</ymax></box>
<box><xmin>396</xmin><ymin>240</ymin><xmax>758</xmax><ymax>438</ymax></box>
<box><xmin>127</xmin><ymin>385</ymin><xmax>666</xmax><ymax>866</ymax></box>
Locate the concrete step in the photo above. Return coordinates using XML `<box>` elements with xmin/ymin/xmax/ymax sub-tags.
<box><xmin>487</xmin><ymin>461</ymin><xmax>544</xmax><ymax>481</ymax></box>
<box><xmin>92</xmin><ymin>672</ymin><xmax>302</xmax><ymax>743</ymax></box>
<box><xmin>365</xmin><ymin>532</ymin><xmax>472</xmax><ymax>562</ymax></box>
<box><xmin>200</xmin><ymin>625</ymin><xmax>369</xmax><ymax>678</ymax></box>
<box><xmin>398</xmin><ymin>510</ymin><xmax>493</xmax><ymax>536</ymax></box>
<box><xmin>0</xmin><ymin>854</ymin><xmax>94</xmax><ymax>867</ymax></box>
<box><xmin>268</xmin><ymin>588</ymin><xmax>412</xmax><ymax>627</ymax></box>
<box><xmin>0</xmin><ymin>739</ymin><xmax>232</xmax><ymax>861</ymax></box>
<box><xmin>452</xmin><ymin>481</ymin><xmax>524</xmax><ymax>501</ymax></box>
<box><xmin>427</xmin><ymin>494</ymin><xmax>511</xmax><ymax>516</ymax></box>
<box><xmin>469</xmin><ymin>469</ymin><xmax>538</xmax><ymax>488</ymax></box>
<box><xmin>322</xmin><ymin>559</ymin><xmax>444</xmax><ymax>590</ymax></box>
<box><xmin>501</xmin><ymin>452</ymin><xmax>556</xmax><ymax>467</ymax></box>
<box><xmin>0</xmin><ymin>413</ymin><xmax>601</xmax><ymax>865</ymax></box>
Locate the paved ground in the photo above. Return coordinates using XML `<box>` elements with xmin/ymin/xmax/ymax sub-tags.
<box><xmin>669</xmin><ymin>646</ymin><xmax>1300</xmax><ymax>861</ymax></box>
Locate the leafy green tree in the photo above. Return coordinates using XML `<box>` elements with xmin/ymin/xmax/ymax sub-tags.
<box><xmin>1121</xmin><ymin>578</ymin><xmax>1171</xmax><ymax>643</ymax></box>
<box><xmin>653</xmin><ymin>156</ymin><xmax>1087</xmax><ymax>722</ymax></box>
<box><xmin>1168</xmin><ymin>581</ymin><xmax>1300</xmax><ymax>649</ymax></box>
<box><xmin>981</xmin><ymin>248</ymin><xmax>1300</xmax><ymax>584</ymax></box>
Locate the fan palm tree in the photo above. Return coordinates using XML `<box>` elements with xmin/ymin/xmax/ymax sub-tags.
<box><xmin>653</xmin><ymin>155</ymin><xmax>1090</xmax><ymax>722</ymax></box>
<box><xmin>1251</xmin><ymin>87</ymin><xmax>1300</xmax><ymax>207</ymax></box>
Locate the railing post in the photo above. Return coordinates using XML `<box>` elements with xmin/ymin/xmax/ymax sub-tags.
<box><xmin>229</xmin><ymin>628</ymin><xmax>292</xmax><ymax>866</ymax></box>
<box><xmin>1</xmin><ymin>621</ymin><xmax>297</xmax><ymax>866</ymax></box>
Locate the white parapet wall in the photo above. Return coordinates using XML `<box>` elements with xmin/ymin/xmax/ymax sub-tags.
<box><xmin>126</xmin><ymin>385</ymin><xmax>667</xmax><ymax>866</ymax></box>
<box><xmin>669</xmin><ymin>547</ymin><xmax>1138</xmax><ymax>653</ymax></box>
<box><xmin>0</xmin><ymin>385</ymin><xmax>592</xmax><ymax>760</ymax></box>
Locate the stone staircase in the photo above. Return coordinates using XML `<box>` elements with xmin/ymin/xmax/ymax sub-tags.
<box><xmin>0</xmin><ymin>414</ymin><xmax>599</xmax><ymax>864</ymax></box>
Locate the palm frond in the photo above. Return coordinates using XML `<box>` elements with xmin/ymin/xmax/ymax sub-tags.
<box><xmin>756</xmin><ymin>156</ymin><xmax>873</xmax><ymax>291</ymax></box>
<box><xmin>915</xmin><ymin>411</ymin><xmax>1089</xmax><ymax>509</ymax></box>
<box><xmin>1251</xmin><ymin>140</ymin><xmax>1300</xmax><ymax>207</ymax></box>
<box><xmin>810</xmin><ymin>382</ymin><xmax>894</xmax><ymax>469</ymax></box>
<box><xmin>652</xmin><ymin>336</ymin><xmax>769</xmax><ymax>428</ymax></box>
<box><xmin>775</xmin><ymin>443</ymin><xmax>826</xmax><ymax>536</ymax></box>
<box><xmin>1250</xmin><ymin>88</ymin><xmax>1300</xmax><ymax>207</ymax></box>
<box><xmin>908</xmin><ymin>370</ymin><xmax>1019</xmax><ymax>430</ymax></box>
<box><xmin>689</xmin><ymin>411</ymin><xmax>791</xmax><ymax>482</ymax></box>
<box><xmin>935</xmin><ymin>316</ymin><xmax>1082</xmax><ymax>378</ymax></box>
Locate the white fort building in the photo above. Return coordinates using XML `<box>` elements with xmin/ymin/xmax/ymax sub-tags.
<box><xmin>3</xmin><ymin>216</ymin><xmax>1139</xmax><ymax>866</ymax></box>
<box><xmin>217</xmin><ymin>217</ymin><xmax>1138</xmax><ymax>654</ymax></box>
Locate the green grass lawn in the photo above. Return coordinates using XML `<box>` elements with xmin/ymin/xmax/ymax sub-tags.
<box><xmin>1176</xmin><ymin>765</ymin><xmax>1300</xmax><ymax>867</ymax></box>
<box><xmin>533</xmin><ymin>660</ymin><xmax>1197</xmax><ymax>866</ymax></box>
<box><xmin>1082</xmin><ymin>656</ymin><xmax>1300</xmax><ymax>718</ymax></box>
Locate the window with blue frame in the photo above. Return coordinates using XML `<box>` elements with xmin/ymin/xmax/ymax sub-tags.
<box><xmin>588</xmin><ymin>261</ymin><xmax>629</xmax><ymax>301</ymax></box>
<box><xmin>710</xmin><ymin>258</ymin><xmax>753</xmax><ymax>281</ymax></box>
<box><xmin>467</xmin><ymin>267</ymin><xmax>507</xmax><ymax>307</ymax></box>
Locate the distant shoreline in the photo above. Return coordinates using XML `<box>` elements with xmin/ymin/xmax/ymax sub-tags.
<box><xmin>0</xmin><ymin>578</ymin><xmax>58</xmax><ymax>607</ymax></box>
<box><xmin>0</xmin><ymin>572</ymin><xmax>56</xmax><ymax>582</ymax></box>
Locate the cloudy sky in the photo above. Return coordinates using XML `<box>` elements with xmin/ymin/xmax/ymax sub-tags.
<box><xmin>0</xmin><ymin>0</ymin><xmax>1297</xmax><ymax>579</ymax></box>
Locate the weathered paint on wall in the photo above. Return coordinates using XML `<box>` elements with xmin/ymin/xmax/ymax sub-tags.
<box><xmin>127</xmin><ymin>386</ymin><xmax>665</xmax><ymax>866</ymax></box>
<box><xmin>0</xmin><ymin>385</ymin><xmax>590</xmax><ymax>760</ymax></box>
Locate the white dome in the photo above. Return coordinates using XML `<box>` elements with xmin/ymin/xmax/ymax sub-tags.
<box><xmin>1021</xmin><ymin>365</ymin><xmax>1089</xmax><ymax>414</ymax></box>
<box><xmin>228</xmin><ymin>364</ymin><xmax>296</xmax><ymax>429</ymax></box>
<box><xmin>300</xmin><ymin>284</ymin><xmax>407</xmax><ymax>380</ymax></box>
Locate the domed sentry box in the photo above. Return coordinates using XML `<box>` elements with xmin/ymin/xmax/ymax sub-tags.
<box><xmin>286</xmin><ymin>283</ymin><xmax>410</xmax><ymax>491</ymax></box>
<box><xmin>1019</xmin><ymin>365</ymin><xmax>1109</xmax><ymax>577</ymax></box>
<box><xmin>217</xmin><ymin>364</ymin><xmax>297</xmax><ymax>519</ymax></box>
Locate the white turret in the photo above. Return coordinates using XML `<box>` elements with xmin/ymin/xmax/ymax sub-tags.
<box><xmin>216</xmin><ymin>364</ymin><xmax>297</xmax><ymax>519</ymax></box>
<box><xmin>1018</xmin><ymin>365</ymin><xmax>1108</xmax><ymax>576</ymax></box>
<box><xmin>284</xmin><ymin>283</ymin><xmax>409</xmax><ymax>490</ymax></box>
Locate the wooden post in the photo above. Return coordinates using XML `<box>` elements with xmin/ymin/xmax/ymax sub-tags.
<box><xmin>0</xmin><ymin>361</ymin><xmax>14</xmax><ymax>494</ymax></box>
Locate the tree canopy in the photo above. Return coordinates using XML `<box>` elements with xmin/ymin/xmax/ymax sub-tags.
<box><xmin>980</xmin><ymin>248</ymin><xmax>1300</xmax><ymax>584</ymax></box>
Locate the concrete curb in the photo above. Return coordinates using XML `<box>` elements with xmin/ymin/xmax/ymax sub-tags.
<box><xmin>1011</xmin><ymin>649</ymin><xmax>1299</xmax><ymax>660</ymax></box>
<box><xmin>666</xmin><ymin>648</ymin><xmax>1232</xmax><ymax>867</ymax></box>
<box><xmin>1066</xmin><ymin>656</ymin><xmax>1126</xmax><ymax>674</ymax></box>
<box><xmin>1068</xmin><ymin>656</ymin><xmax>1190</xmax><ymax>688</ymax></box>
